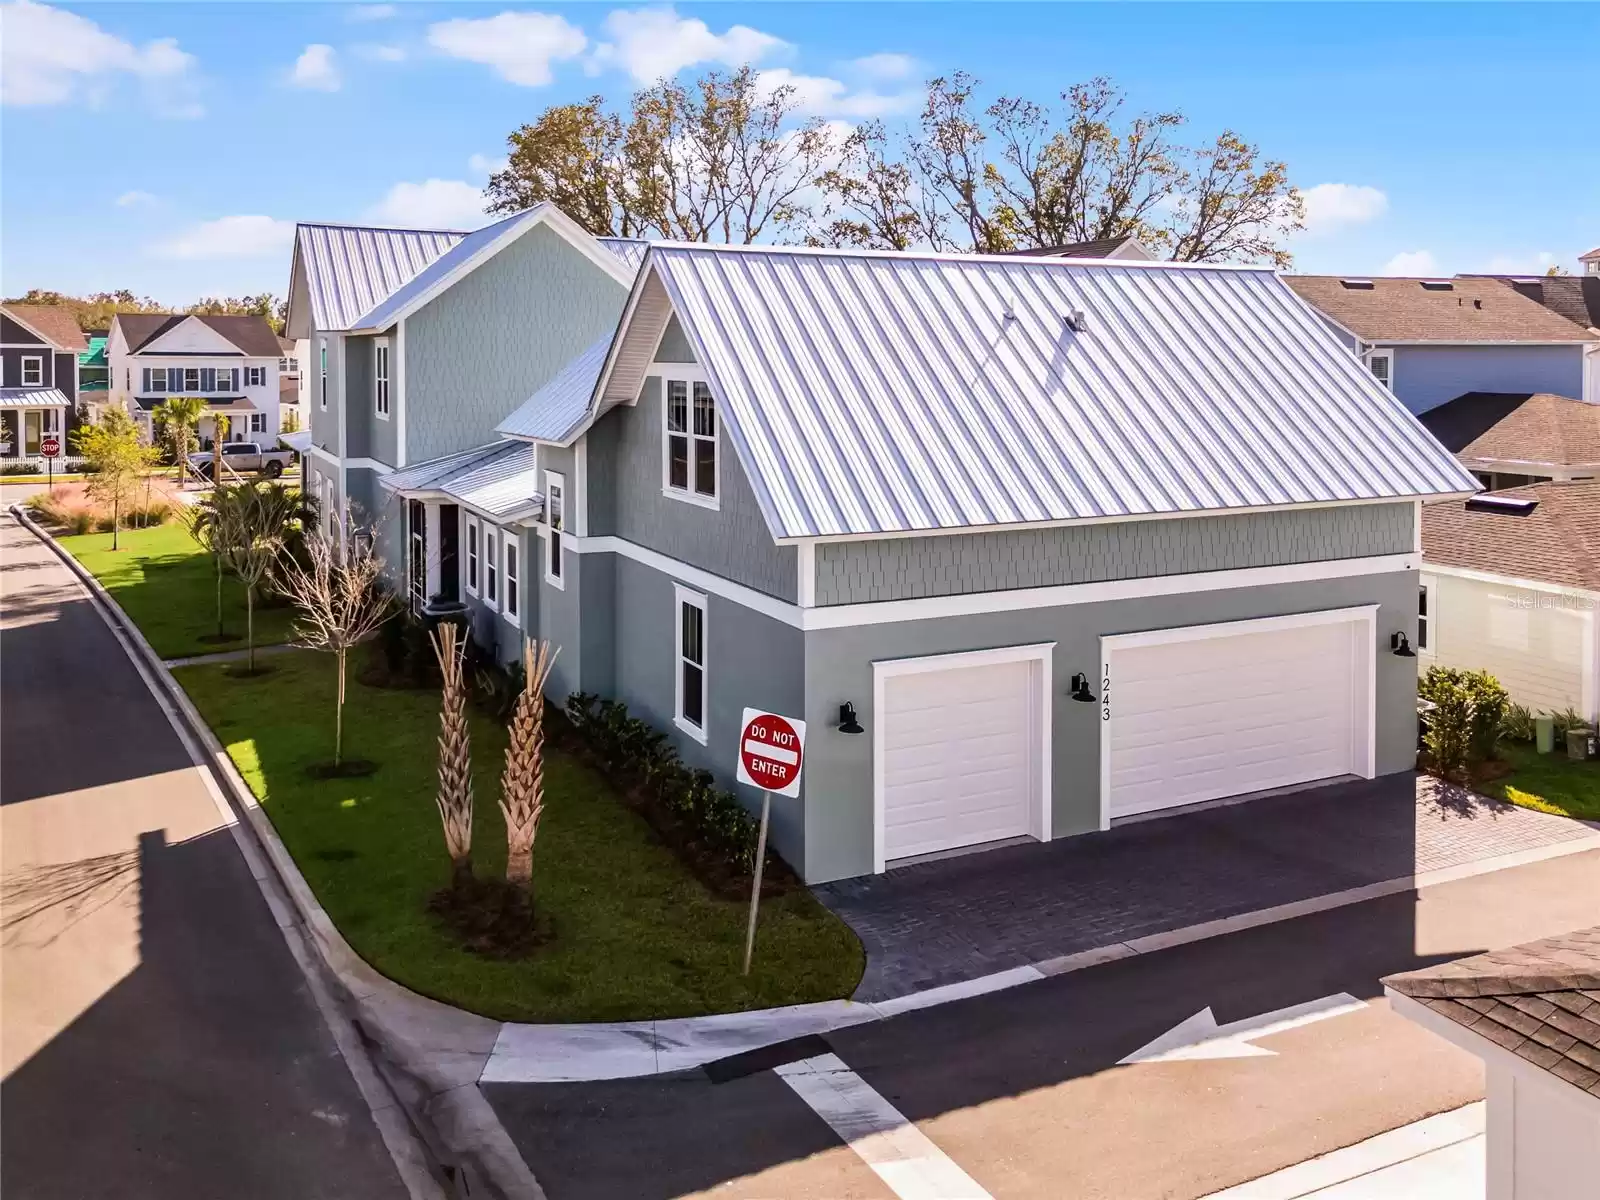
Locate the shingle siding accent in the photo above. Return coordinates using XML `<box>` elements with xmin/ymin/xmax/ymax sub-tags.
<box><xmin>584</xmin><ymin>374</ymin><xmax>797</xmax><ymax>601</ymax></box>
<box><xmin>813</xmin><ymin>503</ymin><xmax>1415</xmax><ymax>606</ymax></box>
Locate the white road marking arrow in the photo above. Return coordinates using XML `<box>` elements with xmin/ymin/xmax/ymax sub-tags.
<box><xmin>1117</xmin><ymin>993</ymin><xmax>1368</xmax><ymax>1065</ymax></box>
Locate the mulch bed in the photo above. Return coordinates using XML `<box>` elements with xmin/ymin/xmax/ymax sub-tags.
<box><xmin>428</xmin><ymin>877</ymin><xmax>553</xmax><ymax>959</ymax></box>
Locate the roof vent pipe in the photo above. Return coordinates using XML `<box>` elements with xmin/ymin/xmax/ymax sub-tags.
<box><xmin>1064</xmin><ymin>309</ymin><xmax>1088</xmax><ymax>332</ymax></box>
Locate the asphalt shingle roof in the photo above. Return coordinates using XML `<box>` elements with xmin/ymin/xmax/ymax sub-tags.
<box><xmin>1421</xmin><ymin>480</ymin><xmax>1600</xmax><ymax>590</ymax></box>
<box><xmin>1</xmin><ymin>304</ymin><xmax>88</xmax><ymax>352</ymax></box>
<box><xmin>1480</xmin><ymin>275</ymin><xmax>1600</xmax><ymax>332</ymax></box>
<box><xmin>1419</xmin><ymin>392</ymin><xmax>1600</xmax><ymax>468</ymax></box>
<box><xmin>116</xmin><ymin>313</ymin><xmax>285</xmax><ymax>357</ymax></box>
<box><xmin>1385</xmin><ymin>927</ymin><xmax>1600</xmax><ymax>1099</ymax></box>
<box><xmin>1284</xmin><ymin>275</ymin><xmax>1595</xmax><ymax>343</ymax></box>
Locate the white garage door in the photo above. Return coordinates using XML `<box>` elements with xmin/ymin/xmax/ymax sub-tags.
<box><xmin>879</xmin><ymin>653</ymin><xmax>1045</xmax><ymax>866</ymax></box>
<box><xmin>1104</xmin><ymin>610</ymin><xmax>1374</xmax><ymax>820</ymax></box>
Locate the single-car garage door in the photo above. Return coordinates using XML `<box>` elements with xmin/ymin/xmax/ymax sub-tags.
<box><xmin>1102</xmin><ymin>608</ymin><xmax>1376</xmax><ymax>821</ymax></box>
<box><xmin>876</xmin><ymin>646</ymin><xmax>1051</xmax><ymax>869</ymax></box>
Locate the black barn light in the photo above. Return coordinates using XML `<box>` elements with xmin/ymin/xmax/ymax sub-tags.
<box><xmin>1391</xmin><ymin>632</ymin><xmax>1417</xmax><ymax>658</ymax></box>
<box><xmin>837</xmin><ymin>702</ymin><xmax>865</xmax><ymax>734</ymax></box>
<box><xmin>1070</xmin><ymin>672</ymin><xmax>1097</xmax><ymax>702</ymax></box>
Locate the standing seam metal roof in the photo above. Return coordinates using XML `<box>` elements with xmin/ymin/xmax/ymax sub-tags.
<box><xmin>496</xmin><ymin>334</ymin><xmax>612</xmax><ymax>442</ymax></box>
<box><xmin>297</xmin><ymin>224</ymin><xmax>467</xmax><ymax>332</ymax></box>
<box><xmin>381</xmin><ymin>441</ymin><xmax>543</xmax><ymax>520</ymax></box>
<box><xmin>640</xmin><ymin>245</ymin><xmax>1479</xmax><ymax>540</ymax></box>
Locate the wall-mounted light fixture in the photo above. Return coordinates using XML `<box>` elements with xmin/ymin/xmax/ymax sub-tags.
<box><xmin>1070</xmin><ymin>672</ymin><xmax>1097</xmax><ymax>702</ymax></box>
<box><xmin>1391</xmin><ymin>632</ymin><xmax>1417</xmax><ymax>658</ymax></box>
<box><xmin>837</xmin><ymin>701</ymin><xmax>865</xmax><ymax>735</ymax></box>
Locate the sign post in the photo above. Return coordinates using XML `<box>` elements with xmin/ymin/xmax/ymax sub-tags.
<box><xmin>40</xmin><ymin>435</ymin><xmax>61</xmax><ymax>493</ymax></box>
<box><xmin>735</xmin><ymin>708</ymin><xmax>807</xmax><ymax>975</ymax></box>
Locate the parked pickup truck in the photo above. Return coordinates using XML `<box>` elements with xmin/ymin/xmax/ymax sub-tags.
<box><xmin>189</xmin><ymin>441</ymin><xmax>296</xmax><ymax>480</ymax></box>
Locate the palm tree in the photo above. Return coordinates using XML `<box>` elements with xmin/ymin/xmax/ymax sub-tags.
<box><xmin>156</xmin><ymin>395</ymin><xmax>205</xmax><ymax>487</ymax></box>
<box><xmin>210</xmin><ymin>413</ymin><xmax>231</xmax><ymax>482</ymax></box>
<box><xmin>186</xmin><ymin>488</ymin><xmax>235</xmax><ymax>642</ymax></box>
<box><xmin>217</xmin><ymin>482</ymin><xmax>300</xmax><ymax>673</ymax></box>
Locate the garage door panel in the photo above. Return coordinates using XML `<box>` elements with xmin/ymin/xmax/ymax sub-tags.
<box><xmin>1105</xmin><ymin>615</ymin><xmax>1370</xmax><ymax>819</ymax></box>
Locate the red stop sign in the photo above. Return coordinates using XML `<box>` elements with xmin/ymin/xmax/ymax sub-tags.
<box><xmin>738</xmin><ymin>711</ymin><xmax>806</xmax><ymax>796</ymax></box>
<box><xmin>40</xmin><ymin>436</ymin><xmax>61</xmax><ymax>458</ymax></box>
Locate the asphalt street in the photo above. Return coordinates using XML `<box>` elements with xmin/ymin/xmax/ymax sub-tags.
<box><xmin>0</xmin><ymin>512</ymin><xmax>410</xmax><ymax>1199</ymax></box>
<box><xmin>487</xmin><ymin>846</ymin><xmax>1600</xmax><ymax>1200</ymax></box>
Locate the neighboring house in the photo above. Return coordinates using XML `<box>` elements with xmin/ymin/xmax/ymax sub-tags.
<box><xmin>107</xmin><ymin>312</ymin><xmax>289</xmax><ymax>448</ymax></box>
<box><xmin>0</xmin><ymin>303</ymin><xmax>82</xmax><ymax>462</ymax></box>
<box><xmin>281</xmin><ymin>206</ymin><xmax>643</xmax><ymax>558</ymax></box>
<box><xmin>1470</xmin><ymin>272</ymin><xmax>1600</xmax><ymax>337</ymax></box>
<box><xmin>1385</xmin><ymin>928</ymin><xmax>1600</xmax><ymax>1200</ymax></box>
<box><xmin>1284</xmin><ymin>275</ymin><xmax>1599</xmax><ymax>413</ymax></box>
<box><xmin>277</xmin><ymin>335</ymin><xmax>304</xmax><ymax>412</ymax></box>
<box><xmin>79</xmin><ymin>331</ymin><xmax>109</xmax><ymax>403</ymax></box>
<box><xmin>1583</xmin><ymin>246</ymin><xmax>1600</xmax><ymax>276</ymax></box>
<box><xmin>1420</xmin><ymin>391</ymin><xmax>1600</xmax><ymax>490</ymax></box>
<box><xmin>1006</xmin><ymin>235</ymin><xmax>1156</xmax><ymax>260</ymax></box>
<box><xmin>388</xmin><ymin>242</ymin><xmax>1475</xmax><ymax>884</ymax></box>
<box><xmin>1420</xmin><ymin>482</ymin><xmax>1600</xmax><ymax>723</ymax></box>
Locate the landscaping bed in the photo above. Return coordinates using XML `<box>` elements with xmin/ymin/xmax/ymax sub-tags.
<box><xmin>175</xmin><ymin>650</ymin><xmax>863</xmax><ymax>1023</ymax></box>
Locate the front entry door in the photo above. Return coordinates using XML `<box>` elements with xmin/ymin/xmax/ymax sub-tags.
<box><xmin>23</xmin><ymin>411</ymin><xmax>41</xmax><ymax>456</ymax></box>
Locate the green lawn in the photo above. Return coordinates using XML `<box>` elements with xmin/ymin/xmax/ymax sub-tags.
<box><xmin>175</xmin><ymin>651</ymin><xmax>864</xmax><ymax>1022</ymax></box>
<box><xmin>1484</xmin><ymin>742</ymin><xmax>1600</xmax><ymax>822</ymax></box>
<box><xmin>60</xmin><ymin>521</ymin><xmax>298</xmax><ymax>660</ymax></box>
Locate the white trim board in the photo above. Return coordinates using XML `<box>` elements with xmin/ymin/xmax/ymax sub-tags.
<box><xmin>1421</xmin><ymin>560</ymin><xmax>1600</xmax><ymax>603</ymax></box>
<box><xmin>304</xmin><ymin>443</ymin><xmax>395</xmax><ymax>476</ymax></box>
<box><xmin>872</xmin><ymin>642</ymin><xmax>1054</xmax><ymax>874</ymax></box>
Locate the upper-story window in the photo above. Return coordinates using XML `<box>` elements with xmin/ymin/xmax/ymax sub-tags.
<box><xmin>319</xmin><ymin>339</ymin><xmax>328</xmax><ymax>410</ymax></box>
<box><xmin>246</xmin><ymin>365</ymin><xmax>267</xmax><ymax>387</ymax></box>
<box><xmin>504</xmin><ymin>536</ymin><xmax>520</xmax><ymax>621</ymax></box>
<box><xmin>280</xmin><ymin>356</ymin><xmax>299</xmax><ymax>375</ymax></box>
<box><xmin>21</xmin><ymin>357</ymin><xmax>43</xmax><ymax>386</ymax></box>
<box><xmin>663</xmin><ymin>378</ymin><xmax>717</xmax><ymax>508</ymax></box>
<box><xmin>1366</xmin><ymin>350</ymin><xmax>1393</xmax><ymax>390</ymax></box>
<box><xmin>486</xmin><ymin>529</ymin><xmax>500</xmax><ymax>608</ymax></box>
<box><xmin>374</xmin><ymin>339</ymin><xmax>390</xmax><ymax>419</ymax></box>
<box><xmin>465</xmin><ymin>519</ymin><xmax>480</xmax><ymax>595</ymax></box>
<box><xmin>545</xmin><ymin>471</ymin><xmax>565</xmax><ymax>587</ymax></box>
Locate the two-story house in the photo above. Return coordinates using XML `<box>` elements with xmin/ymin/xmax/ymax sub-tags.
<box><xmin>1</xmin><ymin>303</ymin><xmax>82</xmax><ymax>462</ymax></box>
<box><xmin>281</xmin><ymin>206</ymin><xmax>644</xmax><ymax>554</ymax></box>
<box><xmin>1285</xmin><ymin>274</ymin><xmax>1599</xmax><ymax>413</ymax></box>
<box><xmin>107</xmin><ymin>313</ymin><xmax>290</xmax><ymax>448</ymax></box>
<box><xmin>385</xmin><ymin>243</ymin><xmax>1477</xmax><ymax>884</ymax></box>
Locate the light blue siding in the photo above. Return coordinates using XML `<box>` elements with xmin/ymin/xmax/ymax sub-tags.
<box><xmin>1389</xmin><ymin>343</ymin><xmax>1585</xmax><ymax>414</ymax></box>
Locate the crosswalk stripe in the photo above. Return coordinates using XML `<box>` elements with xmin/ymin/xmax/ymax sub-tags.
<box><xmin>776</xmin><ymin>1053</ymin><xmax>993</xmax><ymax>1200</ymax></box>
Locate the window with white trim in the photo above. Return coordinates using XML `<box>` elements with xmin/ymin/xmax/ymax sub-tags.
<box><xmin>246</xmin><ymin>365</ymin><xmax>267</xmax><ymax>387</ymax></box>
<box><xmin>184</xmin><ymin>367</ymin><xmax>201</xmax><ymax>392</ymax></box>
<box><xmin>486</xmin><ymin>529</ymin><xmax>500</xmax><ymax>608</ymax></box>
<box><xmin>504</xmin><ymin>536</ymin><xmax>519</xmax><ymax>620</ymax></box>
<box><xmin>21</xmin><ymin>357</ymin><xmax>42</xmax><ymax>386</ymax></box>
<box><xmin>1418</xmin><ymin>578</ymin><xmax>1434</xmax><ymax>653</ymax></box>
<box><xmin>1366</xmin><ymin>350</ymin><xmax>1393</xmax><ymax>390</ymax></box>
<box><xmin>150</xmin><ymin>366</ymin><xmax>169</xmax><ymax>392</ymax></box>
<box><xmin>674</xmin><ymin>586</ymin><xmax>707</xmax><ymax>742</ymax></box>
<box><xmin>250</xmin><ymin>412</ymin><xmax>266</xmax><ymax>434</ymax></box>
<box><xmin>663</xmin><ymin>379</ymin><xmax>717</xmax><ymax>506</ymax></box>
<box><xmin>374</xmin><ymin>339</ymin><xmax>390</xmax><ymax>419</ymax></box>
<box><xmin>545</xmin><ymin>471</ymin><xmax>565</xmax><ymax>587</ymax></box>
<box><xmin>319</xmin><ymin>339</ymin><xmax>328</xmax><ymax>410</ymax></box>
<box><xmin>465</xmin><ymin>520</ymin><xmax>479</xmax><ymax>595</ymax></box>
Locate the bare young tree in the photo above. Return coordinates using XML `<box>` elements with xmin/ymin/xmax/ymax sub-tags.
<box><xmin>498</xmin><ymin>639</ymin><xmax>559</xmax><ymax>894</ymax></box>
<box><xmin>430</xmin><ymin>621</ymin><xmax>475</xmax><ymax>891</ymax></box>
<box><xmin>274</xmin><ymin>511</ymin><xmax>393</xmax><ymax>767</ymax></box>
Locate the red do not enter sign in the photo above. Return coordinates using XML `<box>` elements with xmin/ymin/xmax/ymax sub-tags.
<box><xmin>736</xmin><ymin>709</ymin><xmax>807</xmax><ymax>798</ymax></box>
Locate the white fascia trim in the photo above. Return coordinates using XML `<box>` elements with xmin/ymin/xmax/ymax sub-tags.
<box><xmin>1387</xmin><ymin>990</ymin><xmax>1600</xmax><ymax>1118</ymax></box>
<box><xmin>394</xmin><ymin>319</ymin><xmax>406</xmax><ymax>467</ymax></box>
<box><xmin>307</xmin><ymin>444</ymin><xmax>395</xmax><ymax>476</ymax></box>
<box><xmin>1422</xmin><ymin>561</ymin><xmax>1600</xmax><ymax>602</ymax></box>
<box><xmin>1374</xmin><ymin>339</ymin><xmax>1599</xmax><ymax>347</ymax></box>
<box><xmin>872</xmin><ymin>643</ymin><xmax>1055</xmax><ymax>873</ymax></box>
<box><xmin>796</xmin><ymin>541</ymin><xmax>816</xmax><ymax>608</ymax></box>
<box><xmin>576</xmin><ymin>534</ymin><xmax>802</xmax><ymax>629</ymax></box>
<box><xmin>573</xmin><ymin>437</ymin><xmax>588</xmax><ymax>536</ymax></box>
<box><xmin>783</xmin><ymin>495</ymin><xmax>1475</xmax><ymax>547</ymax></box>
<box><xmin>583</xmin><ymin>260</ymin><xmax>665</xmax><ymax>432</ymax></box>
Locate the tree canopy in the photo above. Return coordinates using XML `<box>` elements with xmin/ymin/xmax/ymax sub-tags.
<box><xmin>3</xmin><ymin>288</ymin><xmax>288</xmax><ymax>333</ymax></box>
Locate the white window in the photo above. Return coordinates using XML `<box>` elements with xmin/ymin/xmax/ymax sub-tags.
<box><xmin>21</xmin><ymin>357</ymin><xmax>42</xmax><ymax>386</ymax></box>
<box><xmin>465</xmin><ymin>519</ymin><xmax>480</xmax><ymax>595</ymax></box>
<box><xmin>250</xmin><ymin>412</ymin><xmax>266</xmax><ymax>434</ymax></box>
<box><xmin>674</xmin><ymin>585</ymin><xmax>708</xmax><ymax>743</ymax></box>
<box><xmin>1366</xmin><ymin>350</ymin><xmax>1393</xmax><ymax>390</ymax></box>
<box><xmin>1418</xmin><ymin>578</ymin><xmax>1433</xmax><ymax>653</ymax></box>
<box><xmin>184</xmin><ymin>367</ymin><xmax>200</xmax><ymax>392</ymax></box>
<box><xmin>663</xmin><ymin>378</ymin><xmax>718</xmax><ymax>507</ymax></box>
<box><xmin>486</xmin><ymin>529</ymin><xmax>500</xmax><ymax>608</ymax></box>
<box><xmin>319</xmin><ymin>339</ymin><xmax>328</xmax><ymax>410</ymax></box>
<box><xmin>42</xmin><ymin>408</ymin><xmax>61</xmax><ymax>434</ymax></box>
<box><xmin>504</xmin><ymin>536</ymin><xmax>520</xmax><ymax>621</ymax></box>
<box><xmin>150</xmin><ymin>366</ymin><xmax>168</xmax><ymax>392</ymax></box>
<box><xmin>246</xmin><ymin>365</ymin><xmax>266</xmax><ymax>387</ymax></box>
<box><xmin>374</xmin><ymin>339</ymin><xmax>390</xmax><ymax>419</ymax></box>
<box><xmin>545</xmin><ymin>471</ymin><xmax>565</xmax><ymax>587</ymax></box>
<box><xmin>280</xmin><ymin>356</ymin><xmax>299</xmax><ymax>375</ymax></box>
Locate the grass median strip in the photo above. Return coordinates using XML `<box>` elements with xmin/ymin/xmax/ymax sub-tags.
<box><xmin>175</xmin><ymin>650</ymin><xmax>863</xmax><ymax>1023</ymax></box>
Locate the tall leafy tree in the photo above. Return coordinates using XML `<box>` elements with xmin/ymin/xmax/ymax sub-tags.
<box><xmin>71</xmin><ymin>404</ymin><xmax>153</xmax><ymax>551</ymax></box>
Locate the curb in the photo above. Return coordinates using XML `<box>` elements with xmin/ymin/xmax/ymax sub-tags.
<box><xmin>10</xmin><ymin>507</ymin><xmax>541</xmax><ymax>1200</ymax></box>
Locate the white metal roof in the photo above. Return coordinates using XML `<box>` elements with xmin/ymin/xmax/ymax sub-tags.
<box><xmin>619</xmin><ymin>244</ymin><xmax>1479</xmax><ymax>540</ymax></box>
<box><xmin>380</xmin><ymin>441</ymin><xmax>543</xmax><ymax>521</ymax></box>
<box><xmin>0</xmin><ymin>387</ymin><xmax>70</xmax><ymax>409</ymax></box>
<box><xmin>596</xmin><ymin>237</ymin><xmax>650</xmax><ymax>272</ymax></box>
<box><xmin>296</xmin><ymin>223</ymin><xmax>466</xmax><ymax>332</ymax></box>
<box><xmin>351</xmin><ymin>212</ymin><xmax>526</xmax><ymax>333</ymax></box>
<box><xmin>496</xmin><ymin>334</ymin><xmax>611</xmax><ymax>442</ymax></box>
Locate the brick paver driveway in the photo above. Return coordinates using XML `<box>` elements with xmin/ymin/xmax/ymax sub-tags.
<box><xmin>815</xmin><ymin>773</ymin><xmax>1599</xmax><ymax>1000</ymax></box>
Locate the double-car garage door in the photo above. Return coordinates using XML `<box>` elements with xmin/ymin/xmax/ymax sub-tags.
<box><xmin>875</xmin><ymin>610</ymin><xmax>1376</xmax><ymax>869</ymax></box>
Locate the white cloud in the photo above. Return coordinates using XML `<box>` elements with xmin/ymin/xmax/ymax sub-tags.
<box><xmin>757</xmin><ymin>68</ymin><xmax>919</xmax><ymax>119</ymax></box>
<box><xmin>1</xmin><ymin>0</ymin><xmax>199</xmax><ymax>115</ymax></box>
<box><xmin>155</xmin><ymin>215</ymin><xmax>295</xmax><ymax>260</ymax></box>
<box><xmin>848</xmin><ymin>52</ymin><xmax>915</xmax><ymax>81</ymax></box>
<box><xmin>428</xmin><ymin>11</ymin><xmax>586</xmax><ymax>87</ymax></box>
<box><xmin>589</xmin><ymin>7</ymin><xmax>787</xmax><ymax>83</ymax></box>
<box><xmin>347</xmin><ymin>3</ymin><xmax>396</xmax><ymax>20</ymax></box>
<box><xmin>364</xmin><ymin>179</ymin><xmax>487</xmax><ymax>229</ymax></box>
<box><xmin>1383</xmin><ymin>250</ymin><xmax>1440</xmax><ymax>276</ymax></box>
<box><xmin>116</xmin><ymin>190</ymin><xmax>157</xmax><ymax>208</ymax></box>
<box><xmin>290</xmin><ymin>44</ymin><xmax>341</xmax><ymax>91</ymax></box>
<box><xmin>1483</xmin><ymin>250</ymin><xmax>1560</xmax><ymax>275</ymax></box>
<box><xmin>468</xmin><ymin>153</ymin><xmax>510</xmax><ymax>177</ymax></box>
<box><xmin>1300</xmin><ymin>183</ymin><xmax>1388</xmax><ymax>235</ymax></box>
<box><xmin>355</xmin><ymin>43</ymin><xmax>407</xmax><ymax>63</ymax></box>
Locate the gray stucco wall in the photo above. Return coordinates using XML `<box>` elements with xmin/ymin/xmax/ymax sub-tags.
<box><xmin>799</xmin><ymin>569</ymin><xmax>1419</xmax><ymax>883</ymax></box>
<box><xmin>1389</xmin><ymin>343</ymin><xmax>1585</xmax><ymax>414</ymax></box>
<box><xmin>584</xmin><ymin>375</ymin><xmax>796</xmax><ymax>600</ymax></box>
<box><xmin>814</xmin><ymin>503</ymin><xmax>1415</xmax><ymax>605</ymax></box>
<box><xmin>404</xmin><ymin>224</ymin><xmax>627</xmax><ymax>463</ymax></box>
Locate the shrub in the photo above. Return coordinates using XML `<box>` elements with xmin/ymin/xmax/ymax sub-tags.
<box><xmin>1419</xmin><ymin>666</ymin><xmax>1510</xmax><ymax>780</ymax></box>
<box><xmin>1502</xmin><ymin>703</ymin><xmax>1537</xmax><ymax>743</ymax></box>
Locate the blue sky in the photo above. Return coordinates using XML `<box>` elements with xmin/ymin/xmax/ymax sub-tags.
<box><xmin>3</xmin><ymin>1</ymin><xmax>1596</xmax><ymax>305</ymax></box>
